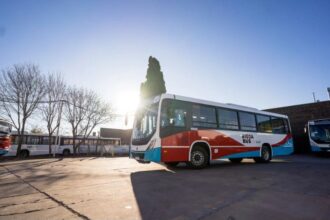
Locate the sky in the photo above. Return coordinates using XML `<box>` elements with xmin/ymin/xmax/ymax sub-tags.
<box><xmin>1</xmin><ymin>0</ymin><xmax>330</xmax><ymax>129</ymax></box>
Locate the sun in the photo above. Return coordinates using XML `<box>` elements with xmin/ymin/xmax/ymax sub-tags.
<box><xmin>114</xmin><ymin>90</ymin><xmax>139</xmax><ymax>114</ymax></box>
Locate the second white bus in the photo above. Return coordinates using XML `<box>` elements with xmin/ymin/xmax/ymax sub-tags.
<box><xmin>307</xmin><ymin>119</ymin><xmax>330</xmax><ymax>153</ymax></box>
<box><xmin>5</xmin><ymin>134</ymin><xmax>126</xmax><ymax>158</ymax></box>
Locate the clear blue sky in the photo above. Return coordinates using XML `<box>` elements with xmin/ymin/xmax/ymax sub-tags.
<box><xmin>1</xmin><ymin>0</ymin><xmax>330</xmax><ymax>113</ymax></box>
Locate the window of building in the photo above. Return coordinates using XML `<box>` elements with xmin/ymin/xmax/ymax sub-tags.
<box><xmin>218</xmin><ymin>108</ymin><xmax>239</xmax><ymax>130</ymax></box>
<box><xmin>256</xmin><ymin>115</ymin><xmax>272</xmax><ymax>133</ymax></box>
<box><xmin>239</xmin><ymin>112</ymin><xmax>257</xmax><ymax>131</ymax></box>
<box><xmin>192</xmin><ymin>105</ymin><xmax>217</xmax><ymax>128</ymax></box>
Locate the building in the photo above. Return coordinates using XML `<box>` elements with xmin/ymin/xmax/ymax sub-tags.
<box><xmin>265</xmin><ymin>101</ymin><xmax>330</xmax><ymax>153</ymax></box>
<box><xmin>100</xmin><ymin>128</ymin><xmax>132</xmax><ymax>145</ymax></box>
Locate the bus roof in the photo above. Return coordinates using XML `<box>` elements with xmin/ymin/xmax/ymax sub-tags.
<box><xmin>308</xmin><ymin>118</ymin><xmax>330</xmax><ymax>124</ymax></box>
<box><xmin>159</xmin><ymin>93</ymin><xmax>289</xmax><ymax>119</ymax></box>
<box><xmin>11</xmin><ymin>133</ymin><xmax>121</xmax><ymax>140</ymax></box>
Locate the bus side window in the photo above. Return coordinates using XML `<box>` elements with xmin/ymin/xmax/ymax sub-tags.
<box><xmin>192</xmin><ymin>105</ymin><xmax>217</xmax><ymax>128</ymax></box>
<box><xmin>218</xmin><ymin>108</ymin><xmax>239</xmax><ymax>130</ymax></box>
<box><xmin>256</xmin><ymin>115</ymin><xmax>272</xmax><ymax>133</ymax></box>
<box><xmin>238</xmin><ymin>112</ymin><xmax>257</xmax><ymax>131</ymax></box>
<box><xmin>271</xmin><ymin>117</ymin><xmax>287</xmax><ymax>134</ymax></box>
<box><xmin>27</xmin><ymin>136</ymin><xmax>40</xmax><ymax>145</ymax></box>
<box><xmin>161</xmin><ymin>104</ymin><xmax>187</xmax><ymax>128</ymax></box>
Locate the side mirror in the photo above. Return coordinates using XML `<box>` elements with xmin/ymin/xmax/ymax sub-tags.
<box><xmin>304</xmin><ymin>126</ymin><xmax>307</xmax><ymax>134</ymax></box>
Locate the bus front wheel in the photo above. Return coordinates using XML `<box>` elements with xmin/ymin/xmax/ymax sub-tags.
<box><xmin>189</xmin><ymin>146</ymin><xmax>209</xmax><ymax>169</ymax></box>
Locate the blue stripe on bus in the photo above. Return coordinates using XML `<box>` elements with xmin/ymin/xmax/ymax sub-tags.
<box><xmin>272</xmin><ymin>138</ymin><xmax>294</xmax><ymax>156</ymax></box>
<box><xmin>222</xmin><ymin>138</ymin><xmax>294</xmax><ymax>159</ymax></box>
<box><xmin>221</xmin><ymin>150</ymin><xmax>260</xmax><ymax>159</ymax></box>
<box><xmin>144</xmin><ymin>147</ymin><xmax>161</xmax><ymax>162</ymax></box>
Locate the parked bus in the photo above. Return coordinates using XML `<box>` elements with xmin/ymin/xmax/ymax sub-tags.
<box><xmin>58</xmin><ymin>136</ymin><xmax>124</xmax><ymax>156</ymax></box>
<box><xmin>130</xmin><ymin>94</ymin><xmax>293</xmax><ymax>168</ymax></box>
<box><xmin>5</xmin><ymin>134</ymin><xmax>124</xmax><ymax>158</ymax></box>
<box><xmin>0</xmin><ymin>119</ymin><xmax>12</xmax><ymax>156</ymax></box>
<box><xmin>306</xmin><ymin>119</ymin><xmax>330</xmax><ymax>153</ymax></box>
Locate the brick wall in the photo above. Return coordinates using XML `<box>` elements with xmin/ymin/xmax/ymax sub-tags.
<box><xmin>265</xmin><ymin>101</ymin><xmax>330</xmax><ymax>153</ymax></box>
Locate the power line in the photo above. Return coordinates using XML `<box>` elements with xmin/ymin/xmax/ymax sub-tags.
<box><xmin>0</xmin><ymin>98</ymin><xmax>135</xmax><ymax>117</ymax></box>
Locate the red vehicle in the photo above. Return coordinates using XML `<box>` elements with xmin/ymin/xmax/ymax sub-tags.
<box><xmin>0</xmin><ymin>119</ymin><xmax>12</xmax><ymax>156</ymax></box>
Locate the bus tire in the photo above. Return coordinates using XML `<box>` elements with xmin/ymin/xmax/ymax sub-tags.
<box><xmin>62</xmin><ymin>149</ymin><xmax>70</xmax><ymax>156</ymax></box>
<box><xmin>229</xmin><ymin>158</ymin><xmax>243</xmax><ymax>163</ymax></box>
<box><xmin>19</xmin><ymin>150</ymin><xmax>29</xmax><ymax>159</ymax></box>
<box><xmin>189</xmin><ymin>146</ymin><xmax>209</xmax><ymax>169</ymax></box>
<box><xmin>254</xmin><ymin>145</ymin><xmax>271</xmax><ymax>163</ymax></box>
<box><xmin>165</xmin><ymin>162</ymin><xmax>179</xmax><ymax>167</ymax></box>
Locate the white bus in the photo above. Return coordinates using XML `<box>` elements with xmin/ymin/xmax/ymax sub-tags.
<box><xmin>5</xmin><ymin>134</ymin><xmax>125</xmax><ymax>158</ymax></box>
<box><xmin>130</xmin><ymin>94</ymin><xmax>293</xmax><ymax>168</ymax></box>
<box><xmin>307</xmin><ymin>119</ymin><xmax>330</xmax><ymax>153</ymax></box>
<box><xmin>0</xmin><ymin>119</ymin><xmax>12</xmax><ymax>156</ymax></box>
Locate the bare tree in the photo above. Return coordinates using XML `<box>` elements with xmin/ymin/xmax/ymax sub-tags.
<box><xmin>64</xmin><ymin>87</ymin><xmax>113</xmax><ymax>155</ymax></box>
<box><xmin>78</xmin><ymin>93</ymin><xmax>113</xmax><ymax>154</ymax></box>
<box><xmin>40</xmin><ymin>73</ymin><xmax>66</xmax><ymax>155</ymax></box>
<box><xmin>0</xmin><ymin>64</ymin><xmax>46</xmax><ymax>157</ymax></box>
<box><xmin>63</xmin><ymin>87</ymin><xmax>87</xmax><ymax>155</ymax></box>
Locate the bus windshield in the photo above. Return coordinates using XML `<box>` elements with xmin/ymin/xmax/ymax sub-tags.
<box><xmin>132</xmin><ymin>104</ymin><xmax>158</xmax><ymax>144</ymax></box>
<box><xmin>309</xmin><ymin>123</ymin><xmax>330</xmax><ymax>144</ymax></box>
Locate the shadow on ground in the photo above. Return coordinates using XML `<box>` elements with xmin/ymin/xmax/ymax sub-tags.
<box><xmin>130</xmin><ymin>158</ymin><xmax>330</xmax><ymax>220</ymax></box>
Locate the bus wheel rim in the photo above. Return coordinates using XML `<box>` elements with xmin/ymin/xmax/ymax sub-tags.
<box><xmin>192</xmin><ymin>151</ymin><xmax>204</xmax><ymax>166</ymax></box>
<box><xmin>263</xmin><ymin>148</ymin><xmax>269</xmax><ymax>160</ymax></box>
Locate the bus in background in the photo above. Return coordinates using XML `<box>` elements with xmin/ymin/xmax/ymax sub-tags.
<box><xmin>6</xmin><ymin>134</ymin><xmax>58</xmax><ymax>158</ymax></box>
<box><xmin>5</xmin><ymin>134</ymin><xmax>125</xmax><ymax>158</ymax></box>
<box><xmin>58</xmin><ymin>136</ymin><xmax>123</xmax><ymax>156</ymax></box>
<box><xmin>0</xmin><ymin>119</ymin><xmax>12</xmax><ymax>156</ymax></box>
<box><xmin>130</xmin><ymin>94</ymin><xmax>293</xmax><ymax>169</ymax></box>
<box><xmin>307</xmin><ymin>119</ymin><xmax>330</xmax><ymax>153</ymax></box>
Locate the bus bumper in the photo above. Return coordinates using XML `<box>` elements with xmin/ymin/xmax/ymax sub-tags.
<box><xmin>311</xmin><ymin>145</ymin><xmax>330</xmax><ymax>152</ymax></box>
<box><xmin>131</xmin><ymin>147</ymin><xmax>161</xmax><ymax>163</ymax></box>
<box><xmin>130</xmin><ymin>151</ymin><xmax>150</xmax><ymax>163</ymax></box>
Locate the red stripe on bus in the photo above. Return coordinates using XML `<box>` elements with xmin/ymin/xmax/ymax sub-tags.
<box><xmin>161</xmin><ymin>130</ymin><xmax>244</xmax><ymax>147</ymax></box>
<box><xmin>272</xmin><ymin>134</ymin><xmax>292</xmax><ymax>147</ymax></box>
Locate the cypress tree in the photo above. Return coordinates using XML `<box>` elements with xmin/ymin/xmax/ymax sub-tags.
<box><xmin>140</xmin><ymin>56</ymin><xmax>166</xmax><ymax>99</ymax></box>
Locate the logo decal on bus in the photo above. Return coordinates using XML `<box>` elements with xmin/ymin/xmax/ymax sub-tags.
<box><xmin>242</xmin><ymin>134</ymin><xmax>254</xmax><ymax>144</ymax></box>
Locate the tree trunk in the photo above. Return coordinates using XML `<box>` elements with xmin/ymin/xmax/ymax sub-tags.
<box><xmin>48</xmin><ymin>133</ymin><xmax>52</xmax><ymax>156</ymax></box>
<box><xmin>16</xmin><ymin>134</ymin><xmax>23</xmax><ymax>158</ymax></box>
<box><xmin>16</xmin><ymin>122</ymin><xmax>25</xmax><ymax>158</ymax></box>
<box><xmin>73</xmin><ymin>136</ymin><xmax>77</xmax><ymax>155</ymax></box>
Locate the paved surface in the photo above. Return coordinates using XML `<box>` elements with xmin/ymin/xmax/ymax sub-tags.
<box><xmin>0</xmin><ymin>155</ymin><xmax>330</xmax><ymax>220</ymax></box>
